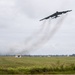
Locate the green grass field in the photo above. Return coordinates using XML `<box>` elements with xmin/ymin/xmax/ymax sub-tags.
<box><xmin>0</xmin><ymin>56</ymin><xmax>75</xmax><ymax>74</ymax></box>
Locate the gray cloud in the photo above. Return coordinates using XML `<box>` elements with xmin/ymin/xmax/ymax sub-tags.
<box><xmin>0</xmin><ymin>0</ymin><xmax>75</xmax><ymax>55</ymax></box>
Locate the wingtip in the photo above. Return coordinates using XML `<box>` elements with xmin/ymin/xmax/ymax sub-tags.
<box><xmin>39</xmin><ymin>19</ymin><xmax>43</xmax><ymax>21</ymax></box>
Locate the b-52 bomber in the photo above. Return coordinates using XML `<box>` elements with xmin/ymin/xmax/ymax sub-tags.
<box><xmin>40</xmin><ymin>10</ymin><xmax>72</xmax><ymax>21</ymax></box>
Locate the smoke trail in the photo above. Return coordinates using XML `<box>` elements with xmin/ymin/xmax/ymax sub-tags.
<box><xmin>20</xmin><ymin>14</ymin><xmax>68</xmax><ymax>54</ymax></box>
<box><xmin>34</xmin><ymin>14</ymin><xmax>68</xmax><ymax>46</ymax></box>
<box><xmin>10</xmin><ymin>14</ymin><xmax>68</xmax><ymax>55</ymax></box>
<box><xmin>24</xmin><ymin>20</ymin><xmax>46</xmax><ymax>44</ymax></box>
<box><xmin>16</xmin><ymin>20</ymin><xmax>49</xmax><ymax>54</ymax></box>
<box><xmin>44</xmin><ymin>14</ymin><xmax>68</xmax><ymax>41</ymax></box>
<box><xmin>31</xmin><ymin>19</ymin><xmax>51</xmax><ymax>46</ymax></box>
<box><xmin>24</xmin><ymin>20</ymin><xmax>49</xmax><ymax>48</ymax></box>
<box><xmin>18</xmin><ymin>19</ymin><xmax>52</xmax><ymax>54</ymax></box>
<box><xmin>24</xmin><ymin>19</ymin><xmax>51</xmax><ymax>49</ymax></box>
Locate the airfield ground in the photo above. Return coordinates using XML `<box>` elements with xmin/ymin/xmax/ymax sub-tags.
<box><xmin>0</xmin><ymin>56</ymin><xmax>75</xmax><ymax>74</ymax></box>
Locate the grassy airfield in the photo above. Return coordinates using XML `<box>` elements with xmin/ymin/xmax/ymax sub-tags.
<box><xmin>0</xmin><ymin>56</ymin><xmax>75</xmax><ymax>74</ymax></box>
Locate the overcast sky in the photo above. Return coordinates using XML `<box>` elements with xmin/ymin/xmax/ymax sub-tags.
<box><xmin>0</xmin><ymin>0</ymin><xmax>75</xmax><ymax>55</ymax></box>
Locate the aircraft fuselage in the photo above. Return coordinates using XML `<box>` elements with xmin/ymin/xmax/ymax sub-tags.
<box><xmin>40</xmin><ymin>10</ymin><xmax>72</xmax><ymax>21</ymax></box>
